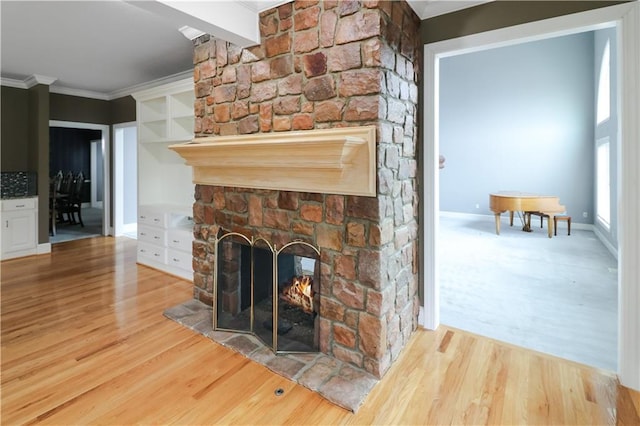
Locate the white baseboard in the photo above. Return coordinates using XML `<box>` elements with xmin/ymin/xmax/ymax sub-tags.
<box><xmin>593</xmin><ymin>226</ymin><xmax>618</xmax><ymax>260</ymax></box>
<box><xmin>440</xmin><ymin>210</ymin><xmax>594</xmax><ymax>231</ymax></box>
<box><xmin>37</xmin><ymin>243</ymin><xmax>51</xmax><ymax>254</ymax></box>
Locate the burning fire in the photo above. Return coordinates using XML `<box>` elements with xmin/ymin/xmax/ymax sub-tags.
<box><xmin>281</xmin><ymin>275</ymin><xmax>314</xmax><ymax>313</ymax></box>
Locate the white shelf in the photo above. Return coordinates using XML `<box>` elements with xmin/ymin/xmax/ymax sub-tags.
<box><xmin>133</xmin><ymin>78</ymin><xmax>195</xmax><ymax>144</ymax></box>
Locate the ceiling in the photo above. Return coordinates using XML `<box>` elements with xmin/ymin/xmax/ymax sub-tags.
<box><xmin>0</xmin><ymin>1</ymin><xmax>487</xmax><ymax>100</ymax></box>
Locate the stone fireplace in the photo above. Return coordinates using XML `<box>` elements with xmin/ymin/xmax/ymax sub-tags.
<box><xmin>177</xmin><ymin>0</ymin><xmax>421</xmax><ymax>380</ymax></box>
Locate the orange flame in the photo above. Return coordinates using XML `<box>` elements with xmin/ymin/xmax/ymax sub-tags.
<box><xmin>281</xmin><ymin>275</ymin><xmax>314</xmax><ymax>313</ymax></box>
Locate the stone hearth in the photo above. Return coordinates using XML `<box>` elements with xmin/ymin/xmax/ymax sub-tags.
<box><xmin>181</xmin><ymin>0</ymin><xmax>421</xmax><ymax>390</ymax></box>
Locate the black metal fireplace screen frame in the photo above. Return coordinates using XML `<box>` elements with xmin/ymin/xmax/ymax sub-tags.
<box><xmin>212</xmin><ymin>232</ymin><xmax>320</xmax><ymax>355</ymax></box>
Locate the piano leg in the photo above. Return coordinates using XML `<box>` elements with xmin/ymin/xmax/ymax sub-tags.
<box><xmin>547</xmin><ymin>216</ymin><xmax>553</xmax><ymax>238</ymax></box>
<box><xmin>494</xmin><ymin>213</ymin><xmax>501</xmax><ymax>235</ymax></box>
<box><xmin>509</xmin><ymin>211</ymin><xmax>514</xmax><ymax>227</ymax></box>
<box><xmin>522</xmin><ymin>212</ymin><xmax>532</xmax><ymax>232</ymax></box>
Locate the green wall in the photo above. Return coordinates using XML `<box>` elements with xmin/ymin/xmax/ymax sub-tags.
<box><xmin>0</xmin><ymin>86</ymin><xmax>136</xmax><ymax>244</ymax></box>
<box><xmin>1</xmin><ymin>86</ymin><xmax>30</xmax><ymax>172</ymax></box>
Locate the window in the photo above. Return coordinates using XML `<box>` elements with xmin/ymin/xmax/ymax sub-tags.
<box><xmin>596</xmin><ymin>40</ymin><xmax>611</xmax><ymax>124</ymax></box>
<box><xmin>596</xmin><ymin>138</ymin><xmax>610</xmax><ymax>227</ymax></box>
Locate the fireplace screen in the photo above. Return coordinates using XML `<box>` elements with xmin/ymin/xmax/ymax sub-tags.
<box><xmin>213</xmin><ymin>231</ymin><xmax>320</xmax><ymax>354</ymax></box>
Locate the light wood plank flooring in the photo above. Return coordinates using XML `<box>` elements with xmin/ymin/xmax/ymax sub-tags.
<box><xmin>1</xmin><ymin>237</ymin><xmax>638</xmax><ymax>425</ymax></box>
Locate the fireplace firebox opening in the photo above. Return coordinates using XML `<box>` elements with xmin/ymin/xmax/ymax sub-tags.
<box><xmin>213</xmin><ymin>230</ymin><xmax>320</xmax><ymax>354</ymax></box>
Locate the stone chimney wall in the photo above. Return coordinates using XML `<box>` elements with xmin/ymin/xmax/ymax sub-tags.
<box><xmin>191</xmin><ymin>0</ymin><xmax>421</xmax><ymax>378</ymax></box>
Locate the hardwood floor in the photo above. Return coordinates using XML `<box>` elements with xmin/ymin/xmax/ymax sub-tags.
<box><xmin>1</xmin><ymin>237</ymin><xmax>638</xmax><ymax>425</ymax></box>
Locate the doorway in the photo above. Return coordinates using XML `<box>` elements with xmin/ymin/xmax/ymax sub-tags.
<box><xmin>49</xmin><ymin>120</ymin><xmax>110</xmax><ymax>243</ymax></box>
<box><xmin>421</xmin><ymin>3</ymin><xmax>640</xmax><ymax>391</ymax></box>
<box><xmin>113</xmin><ymin>122</ymin><xmax>137</xmax><ymax>238</ymax></box>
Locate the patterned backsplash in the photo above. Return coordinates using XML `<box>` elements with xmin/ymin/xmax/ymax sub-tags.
<box><xmin>1</xmin><ymin>171</ymin><xmax>37</xmax><ymax>199</ymax></box>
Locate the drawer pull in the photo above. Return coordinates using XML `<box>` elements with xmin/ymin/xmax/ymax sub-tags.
<box><xmin>140</xmin><ymin>232</ymin><xmax>146</xmax><ymax>236</ymax></box>
<box><xmin>154</xmin><ymin>253</ymin><xmax>161</xmax><ymax>257</ymax></box>
<box><xmin>172</xmin><ymin>239</ymin><xmax>180</xmax><ymax>243</ymax></box>
<box><xmin>15</xmin><ymin>204</ymin><xmax>25</xmax><ymax>208</ymax></box>
<box><xmin>154</xmin><ymin>236</ymin><xmax>160</xmax><ymax>240</ymax></box>
<box><xmin>153</xmin><ymin>218</ymin><xmax>160</xmax><ymax>222</ymax></box>
<box><xmin>140</xmin><ymin>215</ymin><xmax>146</xmax><ymax>219</ymax></box>
<box><xmin>173</xmin><ymin>258</ymin><xmax>180</xmax><ymax>262</ymax></box>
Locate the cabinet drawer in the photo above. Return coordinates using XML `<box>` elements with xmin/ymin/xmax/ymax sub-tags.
<box><xmin>138</xmin><ymin>208</ymin><xmax>166</xmax><ymax>227</ymax></box>
<box><xmin>138</xmin><ymin>225</ymin><xmax>166</xmax><ymax>246</ymax></box>
<box><xmin>167</xmin><ymin>248</ymin><xmax>192</xmax><ymax>272</ymax></box>
<box><xmin>2</xmin><ymin>198</ymin><xmax>36</xmax><ymax>211</ymax></box>
<box><xmin>167</xmin><ymin>229</ymin><xmax>193</xmax><ymax>252</ymax></box>
<box><xmin>137</xmin><ymin>242</ymin><xmax>166</xmax><ymax>263</ymax></box>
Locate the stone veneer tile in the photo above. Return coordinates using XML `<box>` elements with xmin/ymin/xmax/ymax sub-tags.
<box><xmin>163</xmin><ymin>304</ymin><xmax>195</xmax><ymax>320</ymax></box>
<box><xmin>319</xmin><ymin>375</ymin><xmax>368</xmax><ymax>412</ymax></box>
<box><xmin>266</xmin><ymin>356</ymin><xmax>306</xmax><ymax>380</ymax></box>
<box><xmin>178</xmin><ymin>308</ymin><xmax>211</xmax><ymax>328</ymax></box>
<box><xmin>163</xmin><ymin>299</ymin><xmax>379</xmax><ymax>413</ymax></box>
<box><xmin>226</xmin><ymin>335</ymin><xmax>261</xmax><ymax>356</ymax></box>
<box><xmin>297</xmin><ymin>362</ymin><xmax>334</xmax><ymax>391</ymax></box>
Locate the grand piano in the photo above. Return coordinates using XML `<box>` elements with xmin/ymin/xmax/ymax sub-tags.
<box><xmin>489</xmin><ymin>191</ymin><xmax>566</xmax><ymax>238</ymax></box>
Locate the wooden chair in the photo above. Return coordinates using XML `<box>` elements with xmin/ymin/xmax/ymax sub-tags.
<box><xmin>64</xmin><ymin>172</ymin><xmax>85</xmax><ymax>227</ymax></box>
<box><xmin>49</xmin><ymin>171</ymin><xmax>63</xmax><ymax>236</ymax></box>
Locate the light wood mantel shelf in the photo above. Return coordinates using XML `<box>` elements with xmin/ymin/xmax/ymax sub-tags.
<box><xmin>169</xmin><ymin>126</ymin><xmax>376</xmax><ymax>196</ymax></box>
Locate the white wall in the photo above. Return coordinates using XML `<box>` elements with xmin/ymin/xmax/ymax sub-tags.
<box><xmin>122</xmin><ymin>126</ymin><xmax>137</xmax><ymax>224</ymax></box>
<box><xmin>439</xmin><ymin>32</ymin><xmax>595</xmax><ymax>223</ymax></box>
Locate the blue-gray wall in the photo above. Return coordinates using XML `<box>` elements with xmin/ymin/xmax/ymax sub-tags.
<box><xmin>439</xmin><ymin>32</ymin><xmax>596</xmax><ymax>224</ymax></box>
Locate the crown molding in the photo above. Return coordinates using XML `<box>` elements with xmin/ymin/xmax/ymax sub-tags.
<box><xmin>24</xmin><ymin>74</ymin><xmax>57</xmax><ymax>88</ymax></box>
<box><xmin>2</xmin><ymin>70</ymin><xmax>194</xmax><ymax>101</ymax></box>
<box><xmin>49</xmin><ymin>85</ymin><xmax>111</xmax><ymax>101</ymax></box>
<box><xmin>1</xmin><ymin>75</ymin><xmax>57</xmax><ymax>89</ymax></box>
<box><xmin>0</xmin><ymin>78</ymin><xmax>27</xmax><ymax>89</ymax></box>
<box><xmin>112</xmin><ymin>69</ymin><xmax>193</xmax><ymax>100</ymax></box>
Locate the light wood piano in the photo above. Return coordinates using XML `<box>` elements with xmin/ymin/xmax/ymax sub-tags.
<box><xmin>489</xmin><ymin>191</ymin><xmax>566</xmax><ymax>238</ymax></box>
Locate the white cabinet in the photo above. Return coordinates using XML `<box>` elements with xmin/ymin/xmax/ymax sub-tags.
<box><xmin>1</xmin><ymin>197</ymin><xmax>38</xmax><ymax>260</ymax></box>
<box><xmin>136</xmin><ymin>205</ymin><xmax>193</xmax><ymax>281</ymax></box>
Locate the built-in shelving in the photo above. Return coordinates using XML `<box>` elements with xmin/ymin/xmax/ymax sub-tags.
<box><xmin>132</xmin><ymin>78</ymin><xmax>196</xmax><ymax>281</ymax></box>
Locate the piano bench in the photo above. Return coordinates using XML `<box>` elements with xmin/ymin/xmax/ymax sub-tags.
<box><xmin>526</xmin><ymin>211</ymin><xmax>549</xmax><ymax>228</ymax></box>
<box><xmin>554</xmin><ymin>215</ymin><xmax>571</xmax><ymax>236</ymax></box>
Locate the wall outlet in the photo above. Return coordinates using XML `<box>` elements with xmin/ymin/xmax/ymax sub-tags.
<box><xmin>583</xmin><ymin>212</ymin><xmax>588</xmax><ymax>218</ymax></box>
<box><xmin>475</xmin><ymin>203</ymin><xmax>480</xmax><ymax>209</ymax></box>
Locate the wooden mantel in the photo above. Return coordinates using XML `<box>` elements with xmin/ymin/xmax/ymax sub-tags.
<box><xmin>169</xmin><ymin>126</ymin><xmax>376</xmax><ymax>197</ymax></box>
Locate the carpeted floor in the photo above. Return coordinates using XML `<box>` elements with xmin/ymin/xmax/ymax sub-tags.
<box><xmin>50</xmin><ymin>207</ymin><xmax>103</xmax><ymax>244</ymax></box>
<box><xmin>438</xmin><ymin>213</ymin><xmax>618</xmax><ymax>371</ymax></box>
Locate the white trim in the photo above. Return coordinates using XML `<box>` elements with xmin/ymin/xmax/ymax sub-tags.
<box><xmin>110</xmin><ymin>70</ymin><xmax>193</xmax><ymax>101</ymax></box>
<box><xmin>593</xmin><ymin>226</ymin><xmax>619</xmax><ymax>260</ymax></box>
<box><xmin>1</xmin><ymin>78</ymin><xmax>28</xmax><ymax>89</ymax></box>
<box><xmin>3</xmin><ymin>70</ymin><xmax>193</xmax><ymax>101</ymax></box>
<box><xmin>439</xmin><ymin>211</ymin><xmax>593</xmax><ymax>231</ymax></box>
<box><xmin>49</xmin><ymin>120</ymin><xmax>111</xmax><ymax>237</ymax></box>
<box><xmin>617</xmin><ymin>1</ymin><xmax>640</xmax><ymax>391</ymax></box>
<box><xmin>49</xmin><ymin>86</ymin><xmax>110</xmax><ymax>101</ymax></box>
<box><xmin>37</xmin><ymin>242</ymin><xmax>51</xmax><ymax>255</ymax></box>
<box><xmin>24</xmin><ymin>74</ymin><xmax>57</xmax><ymax>88</ymax></box>
<box><xmin>423</xmin><ymin>2</ymin><xmax>640</xmax><ymax>390</ymax></box>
